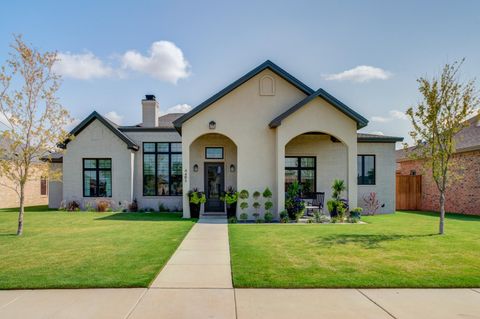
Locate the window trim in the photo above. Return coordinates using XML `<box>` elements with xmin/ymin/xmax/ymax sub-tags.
<box><xmin>357</xmin><ymin>154</ymin><xmax>376</xmax><ymax>185</ymax></box>
<box><xmin>205</xmin><ymin>147</ymin><xmax>224</xmax><ymax>159</ymax></box>
<box><xmin>285</xmin><ymin>156</ymin><xmax>316</xmax><ymax>195</ymax></box>
<box><xmin>143</xmin><ymin>142</ymin><xmax>182</xmax><ymax>196</ymax></box>
<box><xmin>82</xmin><ymin>158</ymin><xmax>112</xmax><ymax>197</ymax></box>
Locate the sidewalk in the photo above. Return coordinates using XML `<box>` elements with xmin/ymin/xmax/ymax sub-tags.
<box><xmin>0</xmin><ymin>218</ymin><xmax>479</xmax><ymax>318</ymax></box>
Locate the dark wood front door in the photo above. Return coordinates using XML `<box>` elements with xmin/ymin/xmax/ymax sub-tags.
<box><xmin>204</xmin><ymin>163</ymin><xmax>225</xmax><ymax>212</ymax></box>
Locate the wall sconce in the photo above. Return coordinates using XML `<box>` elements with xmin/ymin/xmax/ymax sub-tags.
<box><xmin>193</xmin><ymin>164</ymin><xmax>199</xmax><ymax>172</ymax></box>
<box><xmin>209</xmin><ymin>121</ymin><xmax>216</xmax><ymax>130</ymax></box>
<box><xmin>229</xmin><ymin>164</ymin><xmax>236</xmax><ymax>173</ymax></box>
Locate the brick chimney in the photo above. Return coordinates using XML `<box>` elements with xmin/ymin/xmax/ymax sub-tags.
<box><xmin>142</xmin><ymin>95</ymin><xmax>159</xmax><ymax>127</ymax></box>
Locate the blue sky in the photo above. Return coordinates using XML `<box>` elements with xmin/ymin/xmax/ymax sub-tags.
<box><xmin>1</xmin><ymin>0</ymin><xmax>479</xmax><ymax>147</ymax></box>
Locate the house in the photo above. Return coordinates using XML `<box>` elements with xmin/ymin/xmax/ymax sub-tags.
<box><xmin>0</xmin><ymin>137</ymin><xmax>49</xmax><ymax>209</ymax></box>
<box><xmin>49</xmin><ymin>60</ymin><xmax>403</xmax><ymax>217</ymax></box>
<box><xmin>396</xmin><ymin>113</ymin><xmax>480</xmax><ymax>215</ymax></box>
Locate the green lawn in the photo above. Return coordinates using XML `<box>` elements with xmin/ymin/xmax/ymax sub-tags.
<box><xmin>229</xmin><ymin>211</ymin><xmax>480</xmax><ymax>288</ymax></box>
<box><xmin>0</xmin><ymin>206</ymin><xmax>195</xmax><ymax>289</ymax></box>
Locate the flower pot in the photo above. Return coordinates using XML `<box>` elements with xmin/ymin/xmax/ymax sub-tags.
<box><xmin>226</xmin><ymin>203</ymin><xmax>237</xmax><ymax>218</ymax></box>
<box><xmin>189</xmin><ymin>203</ymin><xmax>200</xmax><ymax>218</ymax></box>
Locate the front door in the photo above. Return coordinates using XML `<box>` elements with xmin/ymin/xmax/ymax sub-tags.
<box><xmin>204</xmin><ymin>163</ymin><xmax>225</xmax><ymax>212</ymax></box>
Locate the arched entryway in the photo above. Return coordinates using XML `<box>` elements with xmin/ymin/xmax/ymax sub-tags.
<box><xmin>188</xmin><ymin>133</ymin><xmax>237</xmax><ymax>216</ymax></box>
<box><xmin>284</xmin><ymin>131</ymin><xmax>348</xmax><ymax>203</ymax></box>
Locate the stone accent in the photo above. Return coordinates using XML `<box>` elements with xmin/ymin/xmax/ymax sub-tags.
<box><xmin>397</xmin><ymin>150</ymin><xmax>480</xmax><ymax>215</ymax></box>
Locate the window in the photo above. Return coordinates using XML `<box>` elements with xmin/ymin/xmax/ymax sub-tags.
<box><xmin>40</xmin><ymin>177</ymin><xmax>48</xmax><ymax>196</ymax></box>
<box><xmin>143</xmin><ymin>142</ymin><xmax>182</xmax><ymax>196</ymax></box>
<box><xmin>357</xmin><ymin>155</ymin><xmax>375</xmax><ymax>185</ymax></box>
<box><xmin>83</xmin><ymin>159</ymin><xmax>112</xmax><ymax>197</ymax></box>
<box><xmin>285</xmin><ymin>156</ymin><xmax>316</xmax><ymax>196</ymax></box>
<box><xmin>205</xmin><ymin>147</ymin><xmax>224</xmax><ymax>159</ymax></box>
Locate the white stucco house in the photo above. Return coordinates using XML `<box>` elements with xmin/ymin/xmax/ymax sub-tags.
<box><xmin>49</xmin><ymin>60</ymin><xmax>403</xmax><ymax>218</ymax></box>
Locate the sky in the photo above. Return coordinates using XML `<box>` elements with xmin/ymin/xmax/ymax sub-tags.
<box><xmin>1</xmin><ymin>0</ymin><xmax>479</xmax><ymax>148</ymax></box>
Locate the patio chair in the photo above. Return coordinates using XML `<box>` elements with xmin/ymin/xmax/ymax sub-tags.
<box><xmin>304</xmin><ymin>192</ymin><xmax>325</xmax><ymax>216</ymax></box>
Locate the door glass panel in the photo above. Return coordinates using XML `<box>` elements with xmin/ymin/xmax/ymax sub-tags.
<box><xmin>285</xmin><ymin>157</ymin><xmax>298</xmax><ymax>168</ymax></box>
<box><xmin>157</xmin><ymin>154</ymin><xmax>169</xmax><ymax>195</ymax></box>
<box><xmin>301</xmin><ymin>157</ymin><xmax>315</xmax><ymax>168</ymax></box>
<box><xmin>301</xmin><ymin>170</ymin><xmax>315</xmax><ymax>195</ymax></box>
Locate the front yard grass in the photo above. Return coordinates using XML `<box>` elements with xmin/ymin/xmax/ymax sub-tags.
<box><xmin>229</xmin><ymin>211</ymin><xmax>480</xmax><ymax>288</ymax></box>
<box><xmin>0</xmin><ymin>206</ymin><xmax>195</xmax><ymax>289</ymax></box>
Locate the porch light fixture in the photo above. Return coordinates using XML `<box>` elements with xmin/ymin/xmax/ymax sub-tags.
<box><xmin>229</xmin><ymin>164</ymin><xmax>235</xmax><ymax>173</ymax></box>
<box><xmin>193</xmin><ymin>164</ymin><xmax>199</xmax><ymax>172</ymax></box>
<box><xmin>209</xmin><ymin>121</ymin><xmax>216</xmax><ymax>130</ymax></box>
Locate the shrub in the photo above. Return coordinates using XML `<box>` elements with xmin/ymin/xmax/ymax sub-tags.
<box><xmin>96</xmin><ymin>200</ymin><xmax>111</xmax><ymax>212</ymax></box>
<box><xmin>128</xmin><ymin>199</ymin><xmax>138</xmax><ymax>212</ymax></box>
<box><xmin>264</xmin><ymin>211</ymin><xmax>274</xmax><ymax>223</ymax></box>
<box><xmin>279</xmin><ymin>210</ymin><xmax>289</xmax><ymax>223</ymax></box>
<box><xmin>255</xmin><ymin>219</ymin><xmax>264</xmax><ymax>223</ymax></box>
<box><xmin>239</xmin><ymin>189</ymin><xmax>249</xmax><ymax>200</ymax></box>
<box><xmin>66</xmin><ymin>200</ymin><xmax>80</xmax><ymax>212</ymax></box>
<box><xmin>228</xmin><ymin>216</ymin><xmax>238</xmax><ymax>224</ymax></box>
<box><xmin>239</xmin><ymin>212</ymin><xmax>248</xmax><ymax>222</ymax></box>
<box><xmin>188</xmin><ymin>190</ymin><xmax>206</xmax><ymax>205</ymax></box>
<box><xmin>239</xmin><ymin>189</ymin><xmax>249</xmax><ymax>217</ymax></box>
<box><xmin>252</xmin><ymin>201</ymin><xmax>261</xmax><ymax>220</ymax></box>
<box><xmin>138</xmin><ymin>208</ymin><xmax>145</xmax><ymax>213</ymax></box>
<box><xmin>363</xmin><ymin>192</ymin><xmax>380</xmax><ymax>215</ymax></box>
<box><xmin>158</xmin><ymin>203</ymin><xmax>170</xmax><ymax>212</ymax></box>
<box><xmin>306</xmin><ymin>218</ymin><xmax>314</xmax><ymax>223</ymax></box>
<box><xmin>84</xmin><ymin>201</ymin><xmax>96</xmax><ymax>212</ymax></box>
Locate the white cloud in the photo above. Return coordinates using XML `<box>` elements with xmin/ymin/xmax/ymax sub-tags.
<box><xmin>371</xmin><ymin>110</ymin><xmax>408</xmax><ymax>123</ymax></box>
<box><xmin>368</xmin><ymin>131</ymin><xmax>385</xmax><ymax>136</ymax></box>
<box><xmin>53</xmin><ymin>52</ymin><xmax>114</xmax><ymax>80</ymax></box>
<box><xmin>121</xmin><ymin>41</ymin><xmax>190</xmax><ymax>83</ymax></box>
<box><xmin>104</xmin><ymin>111</ymin><xmax>124</xmax><ymax>125</ymax></box>
<box><xmin>166</xmin><ymin>104</ymin><xmax>192</xmax><ymax>113</ymax></box>
<box><xmin>324</xmin><ymin>65</ymin><xmax>392</xmax><ymax>83</ymax></box>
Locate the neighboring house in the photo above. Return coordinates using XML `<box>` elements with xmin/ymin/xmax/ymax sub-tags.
<box><xmin>396</xmin><ymin>114</ymin><xmax>480</xmax><ymax>215</ymax></box>
<box><xmin>0</xmin><ymin>138</ymin><xmax>49</xmax><ymax>208</ymax></box>
<box><xmin>49</xmin><ymin>60</ymin><xmax>403</xmax><ymax>217</ymax></box>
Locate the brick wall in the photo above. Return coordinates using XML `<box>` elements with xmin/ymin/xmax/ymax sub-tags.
<box><xmin>0</xmin><ymin>168</ymin><xmax>48</xmax><ymax>209</ymax></box>
<box><xmin>397</xmin><ymin>150</ymin><xmax>480</xmax><ymax>215</ymax></box>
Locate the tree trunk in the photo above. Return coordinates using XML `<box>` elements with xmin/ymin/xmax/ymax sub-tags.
<box><xmin>439</xmin><ymin>191</ymin><xmax>445</xmax><ymax>235</ymax></box>
<box><xmin>17</xmin><ymin>185</ymin><xmax>25</xmax><ymax>236</ymax></box>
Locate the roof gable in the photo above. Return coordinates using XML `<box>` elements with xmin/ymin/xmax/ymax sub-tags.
<box><xmin>61</xmin><ymin>111</ymin><xmax>139</xmax><ymax>150</ymax></box>
<box><xmin>173</xmin><ymin>60</ymin><xmax>314</xmax><ymax>133</ymax></box>
<box><xmin>269</xmin><ymin>89</ymin><xmax>369</xmax><ymax>129</ymax></box>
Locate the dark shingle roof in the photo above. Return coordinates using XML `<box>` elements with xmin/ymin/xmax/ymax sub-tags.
<box><xmin>357</xmin><ymin>133</ymin><xmax>404</xmax><ymax>143</ymax></box>
<box><xmin>61</xmin><ymin>111</ymin><xmax>139</xmax><ymax>151</ymax></box>
<box><xmin>396</xmin><ymin>113</ymin><xmax>480</xmax><ymax>161</ymax></box>
<box><xmin>270</xmin><ymin>88</ymin><xmax>369</xmax><ymax>129</ymax></box>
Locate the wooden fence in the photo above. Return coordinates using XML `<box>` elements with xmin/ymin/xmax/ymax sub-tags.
<box><xmin>396</xmin><ymin>175</ymin><xmax>422</xmax><ymax>210</ymax></box>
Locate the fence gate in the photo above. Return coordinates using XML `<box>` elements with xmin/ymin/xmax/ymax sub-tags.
<box><xmin>396</xmin><ymin>175</ymin><xmax>422</xmax><ymax>210</ymax></box>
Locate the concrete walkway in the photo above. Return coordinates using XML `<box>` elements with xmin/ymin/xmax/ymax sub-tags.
<box><xmin>1</xmin><ymin>218</ymin><xmax>479</xmax><ymax>318</ymax></box>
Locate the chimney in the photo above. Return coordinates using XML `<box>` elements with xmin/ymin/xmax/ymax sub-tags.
<box><xmin>142</xmin><ymin>95</ymin><xmax>159</xmax><ymax>127</ymax></box>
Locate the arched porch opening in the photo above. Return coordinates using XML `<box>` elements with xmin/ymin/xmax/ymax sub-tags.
<box><xmin>187</xmin><ymin>133</ymin><xmax>237</xmax><ymax>216</ymax></box>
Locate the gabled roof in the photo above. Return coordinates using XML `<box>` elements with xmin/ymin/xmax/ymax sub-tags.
<box><xmin>269</xmin><ymin>88</ymin><xmax>369</xmax><ymax>129</ymax></box>
<box><xmin>61</xmin><ymin>111</ymin><xmax>139</xmax><ymax>151</ymax></box>
<box><xmin>173</xmin><ymin>60</ymin><xmax>315</xmax><ymax>133</ymax></box>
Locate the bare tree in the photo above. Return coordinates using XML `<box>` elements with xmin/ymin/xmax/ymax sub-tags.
<box><xmin>0</xmin><ymin>35</ymin><xmax>72</xmax><ymax>235</ymax></box>
<box><xmin>406</xmin><ymin>60</ymin><xmax>479</xmax><ymax>234</ymax></box>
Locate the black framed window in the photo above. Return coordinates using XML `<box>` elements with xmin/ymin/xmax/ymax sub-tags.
<box><xmin>205</xmin><ymin>147</ymin><xmax>224</xmax><ymax>159</ymax></box>
<box><xmin>143</xmin><ymin>142</ymin><xmax>182</xmax><ymax>196</ymax></box>
<box><xmin>83</xmin><ymin>159</ymin><xmax>112</xmax><ymax>197</ymax></box>
<box><xmin>357</xmin><ymin>155</ymin><xmax>376</xmax><ymax>185</ymax></box>
<box><xmin>285</xmin><ymin>156</ymin><xmax>316</xmax><ymax>196</ymax></box>
<box><xmin>40</xmin><ymin>176</ymin><xmax>48</xmax><ymax>196</ymax></box>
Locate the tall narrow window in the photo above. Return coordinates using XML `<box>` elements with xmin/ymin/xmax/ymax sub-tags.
<box><xmin>83</xmin><ymin>159</ymin><xmax>112</xmax><ymax>197</ymax></box>
<box><xmin>285</xmin><ymin>156</ymin><xmax>316</xmax><ymax>196</ymax></box>
<box><xmin>143</xmin><ymin>142</ymin><xmax>182</xmax><ymax>196</ymax></box>
<box><xmin>357</xmin><ymin>155</ymin><xmax>376</xmax><ymax>185</ymax></box>
<box><xmin>40</xmin><ymin>176</ymin><xmax>48</xmax><ymax>196</ymax></box>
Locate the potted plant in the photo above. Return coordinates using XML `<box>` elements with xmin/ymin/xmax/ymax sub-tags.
<box><xmin>252</xmin><ymin>190</ymin><xmax>261</xmax><ymax>221</ymax></box>
<box><xmin>221</xmin><ymin>186</ymin><xmax>238</xmax><ymax>218</ymax></box>
<box><xmin>239</xmin><ymin>189</ymin><xmax>249</xmax><ymax>221</ymax></box>
<box><xmin>285</xmin><ymin>181</ymin><xmax>305</xmax><ymax>221</ymax></box>
<box><xmin>263</xmin><ymin>187</ymin><xmax>273</xmax><ymax>222</ymax></box>
<box><xmin>188</xmin><ymin>189</ymin><xmax>206</xmax><ymax>218</ymax></box>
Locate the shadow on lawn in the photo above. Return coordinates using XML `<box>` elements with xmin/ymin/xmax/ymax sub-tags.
<box><xmin>317</xmin><ymin>233</ymin><xmax>437</xmax><ymax>249</ymax></box>
<box><xmin>95</xmin><ymin>212</ymin><xmax>196</xmax><ymax>222</ymax></box>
